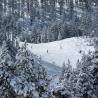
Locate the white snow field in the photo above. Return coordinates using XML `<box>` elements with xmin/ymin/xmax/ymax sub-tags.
<box><xmin>20</xmin><ymin>37</ymin><xmax>94</xmax><ymax>68</ymax></box>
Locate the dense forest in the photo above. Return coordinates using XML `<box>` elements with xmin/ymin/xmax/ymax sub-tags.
<box><xmin>0</xmin><ymin>0</ymin><xmax>98</xmax><ymax>98</ymax></box>
<box><xmin>0</xmin><ymin>0</ymin><xmax>98</xmax><ymax>44</ymax></box>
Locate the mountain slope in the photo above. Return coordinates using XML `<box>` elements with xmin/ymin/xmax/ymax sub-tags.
<box><xmin>20</xmin><ymin>37</ymin><xmax>94</xmax><ymax>68</ymax></box>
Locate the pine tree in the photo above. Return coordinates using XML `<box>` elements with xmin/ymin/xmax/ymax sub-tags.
<box><xmin>53</xmin><ymin>60</ymin><xmax>73</xmax><ymax>98</ymax></box>
<box><xmin>91</xmin><ymin>38</ymin><xmax>98</xmax><ymax>97</ymax></box>
<box><xmin>68</xmin><ymin>0</ymin><xmax>74</xmax><ymax>21</ymax></box>
<box><xmin>58</xmin><ymin>0</ymin><xmax>65</xmax><ymax>15</ymax></box>
<box><xmin>0</xmin><ymin>40</ymin><xmax>17</xmax><ymax>66</ymax></box>
<box><xmin>59</xmin><ymin>62</ymin><xmax>66</xmax><ymax>81</ymax></box>
<box><xmin>58</xmin><ymin>32</ymin><xmax>62</xmax><ymax>40</ymax></box>
<box><xmin>49</xmin><ymin>0</ymin><xmax>56</xmax><ymax>21</ymax></box>
<box><xmin>0</xmin><ymin>40</ymin><xmax>17</xmax><ymax>98</ymax></box>
<box><xmin>9</xmin><ymin>41</ymin><xmax>37</xmax><ymax>97</ymax></box>
<box><xmin>8</xmin><ymin>41</ymin><xmax>49</xmax><ymax>98</ymax></box>
<box><xmin>76</xmin><ymin>53</ymin><xmax>94</xmax><ymax>98</ymax></box>
<box><xmin>92</xmin><ymin>6</ymin><xmax>98</xmax><ymax>37</ymax></box>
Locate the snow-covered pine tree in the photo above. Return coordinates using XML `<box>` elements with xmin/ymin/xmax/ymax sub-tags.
<box><xmin>9</xmin><ymin>40</ymin><xmax>38</xmax><ymax>97</ymax></box>
<box><xmin>91</xmin><ymin>38</ymin><xmax>98</xmax><ymax>97</ymax></box>
<box><xmin>0</xmin><ymin>41</ymin><xmax>13</xmax><ymax>67</ymax></box>
<box><xmin>53</xmin><ymin>60</ymin><xmax>73</xmax><ymax>98</ymax></box>
<box><xmin>0</xmin><ymin>40</ymin><xmax>17</xmax><ymax>98</ymax></box>
<box><xmin>35</xmin><ymin>56</ymin><xmax>49</xmax><ymax>97</ymax></box>
<box><xmin>41</xmin><ymin>27</ymin><xmax>48</xmax><ymax>43</ymax></box>
<box><xmin>76</xmin><ymin>53</ymin><xmax>94</xmax><ymax>98</ymax></box>
<box><xmin>59</xmin><ymin>61</ymin><xmax>66</xmax><ymax>82</ymax></box>
<box><xmin>58</xmin><ymin>0</ymin><xmax>64</xmax><ymax>15</ymax></box>
<box><xmin>63</xmin><ymin>59</ymin><xmax>72</xmax><ymax>80</ymax></box>
<box><xmin>68</xmin><ymin>0</ymin><xmax>74</xmax><ymax>21</ymax></box>
<box><xmin>0</xmin><ymin>39</ymin><xmax>17</xmax><ymax>72</ymax></box>
<box><xmin>58</xmin><ymin>32</ymin><xmax>62</xmax><ymax>40</ymax></box>
<box><xmin>62</xmin><ymin>60</ymin><xmax>73</xmax><ymax>97</ymax></box>
<box><xmin>76</xmin><ymin>59</ymin><xmax>82</xmax><ymax>74</ymax></box>
<box><xmin>14</xmin><ymin>38</ymin><xmax>20</xmax><ymax>49</ymax></box>
<box><xmin>9</xmin><ymin>41</ymin><xmax>49</xmax><ymax>98</ymax></box>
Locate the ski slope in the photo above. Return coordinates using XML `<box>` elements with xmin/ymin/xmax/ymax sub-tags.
<box><xmin>20</xmin><ymin>37</ymin><xmax>94</xmax><ymax>68</ymax></box>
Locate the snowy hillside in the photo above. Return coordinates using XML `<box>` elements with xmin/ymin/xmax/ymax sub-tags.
<box><xmin>20</xmin><ymin>37</ymin><xmax>94</xmax><ymax>68</ymax></box>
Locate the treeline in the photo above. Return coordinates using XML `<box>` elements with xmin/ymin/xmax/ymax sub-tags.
<box><xmin>0</xmin><ymin>0</ymin><xmax>98</xmax><ymax>43</ymax></box>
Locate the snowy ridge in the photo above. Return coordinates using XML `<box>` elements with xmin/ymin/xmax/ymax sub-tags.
<box><xmin>20</xmin><ymin>37</ymin><xmax>94</xmax><ymax>68</ymax></box>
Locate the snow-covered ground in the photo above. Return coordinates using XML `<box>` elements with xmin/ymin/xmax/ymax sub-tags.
<box><xmin>20</xmin><ymin>37</ymin><xmax>94</xmax><ymax>68</ymax></box>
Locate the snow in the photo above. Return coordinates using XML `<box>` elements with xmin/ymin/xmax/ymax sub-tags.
<box><xmin>49</xmin><ymin>75</ymin><xmax>60</xmax><ymax>91</ymax></box>
<box><xmin>20</xmin><ymin>37</ymin><xmax>94</xmax><ymax>68</ymax></box>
